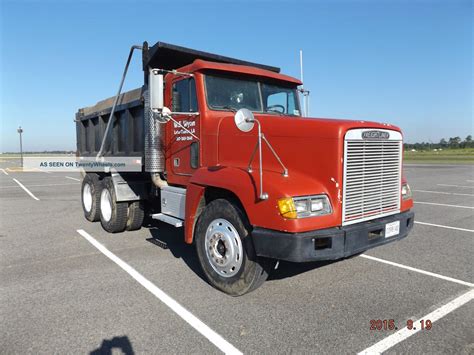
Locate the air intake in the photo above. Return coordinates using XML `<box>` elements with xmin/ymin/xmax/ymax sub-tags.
<box><xmin>342</xmin><ymin>129</ymin><xmax>402</xmax><ymax>226</ymax></box>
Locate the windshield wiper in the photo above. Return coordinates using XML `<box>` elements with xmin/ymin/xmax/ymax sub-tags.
<box><xmin>215</xmin><ymin>105</ymin><xmax>237</xmax><ymax>112</ymax></box>
<box><xmin>223</xmin><ymin>106</ymin><xmax>237</xmax><ymax>113</ymax></box>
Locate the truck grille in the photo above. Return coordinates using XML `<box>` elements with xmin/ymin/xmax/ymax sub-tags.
<box><xmin>342</xmin><ymin>129</ymin><xmax>402</xmax><ymax>225</ymax></box>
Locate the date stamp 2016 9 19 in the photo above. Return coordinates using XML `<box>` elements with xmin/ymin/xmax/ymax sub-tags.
<box><xmin>370</xmin><ymin>319</ymin><xmax>432</xmax><ymax>331</ymax></box>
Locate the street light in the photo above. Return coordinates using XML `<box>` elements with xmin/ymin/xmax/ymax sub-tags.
<box><xmin>17</xmin><ymin>126</ymin><xmax>23</xmax><ymax>168</ymax></box>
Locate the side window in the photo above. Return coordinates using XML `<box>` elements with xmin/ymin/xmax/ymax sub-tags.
<box><xmin>267</xmin><ymin>92</ymin><xmax>288</xmax><ymax>114</ymax></box>
<box><xmin>172</xmin><ymin>78</ymin><xmax>198</xmax><ymax>112</ymax></box>
<box><xmin>262</xmin><ymin>84</ymin><xmax>299</xmax><ymax>115</ymax></box>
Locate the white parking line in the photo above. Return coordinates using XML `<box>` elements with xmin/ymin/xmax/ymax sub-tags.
<box><xmin>358</xmin><ymin>289</ymin><xmax>474</xmax><ymax>354</ymax></box>
<box><xmin>65</xmin><ymin>176</ymin><xmax>81</xmax><ymax>182</ymax></box>
<box><xmin>0</xmin><ymin>183</ymin><xmax>79</xmax><ymax>189</ymax></box>
<box><xmin>438</xmin><ymin>184</ymin><xmax>474</xmax><ymax>189</ymax></box>
<box><xmin>12</xmin><ymin>178</ymin><xmax>40</xmax><ymax>201</ymax></box>
<box><xmin>415</xmin><ymin>221</ymin><xmax>474</xmax><ymax>233</ymax></box>
<box><xmin>467</xmin><ymin>180</ymin><xmax>474</xmax><ymax>183</ymax></box>
<box><xmin>34</xmin><ymin>168</ymin><xmax>52</xmax><ymax>174</ymax></box>
<box><xmin>359</xmin><ymin>254</ymin><xmax>474</xmax><ymax>287</ymax></box>
<box><xmin>414</xmin><ymin>201</ymin><xmax>474</xmax><ymax>209</ymax></box>
<box><xmin>0</xmin><ymin>168</ymin><xmax>8</xmax><ymax>175</ymax></box>
<box><xmin>76</xmin><ymin>229</ymin><xmax>242</xmax><ymax>355</ymax></box>
<box><xmin>413</xmin><ymin>189</ymin><xmax>474</xmax><ymax>197</ymax></box>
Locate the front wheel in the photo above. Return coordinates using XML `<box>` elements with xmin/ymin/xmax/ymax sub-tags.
<box><xmin>195</xmin><ymin>199</ymin><xmax>274</xmax><ymax>296</ymax></box>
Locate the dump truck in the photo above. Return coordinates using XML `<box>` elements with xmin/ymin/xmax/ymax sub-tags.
<box><xmin>76</xmin><ymin>41</ymin><xmax>414</xmax><ymax>295</ymax></box>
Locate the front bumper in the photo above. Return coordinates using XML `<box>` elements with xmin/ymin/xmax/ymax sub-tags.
<box><xmin>252</xmin><ymin>210</ymin><xmax>414</xmax><ymax>262</ymax></box>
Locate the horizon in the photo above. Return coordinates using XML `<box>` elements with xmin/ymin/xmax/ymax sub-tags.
<box><xmin>1</xmin><ymin>0</ymin><xmax>472</xmax><ymax>151</ymax></box>
<box><xmin>2</xmin><ymin>135</ymin><xmax>472</xmax><ymax>154</ymax></box>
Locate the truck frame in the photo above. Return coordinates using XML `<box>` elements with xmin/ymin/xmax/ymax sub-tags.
<box><xmin>76</xmin><ymin>41</ymin><xmax>414</xmax><ymax>295</ymax></box>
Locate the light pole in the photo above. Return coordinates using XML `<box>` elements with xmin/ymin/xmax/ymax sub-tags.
<box><xmin>17</xmin><ymin>126</ymin><xmax>23</xmax><ymax>168</ymax></box>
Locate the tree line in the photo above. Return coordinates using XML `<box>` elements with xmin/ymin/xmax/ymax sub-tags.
<box><xmin>404</xmin><ymin>135</ymin><xmax>473</xmax><ymax>150</ymax></box>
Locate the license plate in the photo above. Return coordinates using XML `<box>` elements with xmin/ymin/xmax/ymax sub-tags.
<box><xmin>385</xmin><ymin>221</ymin><xmax>400</xmax><ymax>238</ymax></box>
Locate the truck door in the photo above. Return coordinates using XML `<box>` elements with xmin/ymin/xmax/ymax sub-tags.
<box><xmin>168</xmin><ymin>77</ymin><xmax>200</xmax><ymax>178</ymax></box>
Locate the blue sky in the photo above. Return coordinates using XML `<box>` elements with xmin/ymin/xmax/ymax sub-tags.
<box><xmin>0</xmin><ymin>0</ymin><xmax>472</xmax><ymax>151</ymax></box>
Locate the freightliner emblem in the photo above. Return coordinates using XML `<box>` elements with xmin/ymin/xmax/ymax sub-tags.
<box><xmin>362</xmin><ymin>130</ymin><xmax>390</xmax><ymax>140</ymax></box>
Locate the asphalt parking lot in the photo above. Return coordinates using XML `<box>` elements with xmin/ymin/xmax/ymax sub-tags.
<box><xmin>1</xmin><ymin>161</ymin><xmax>473</xmax><ymax>354</ymax></box>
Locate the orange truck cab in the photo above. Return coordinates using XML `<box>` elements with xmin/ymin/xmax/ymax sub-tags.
<box><xmin>76</xmin><ymin>41</ymin><xmax>414</xmax><ymax>295</ymax></box>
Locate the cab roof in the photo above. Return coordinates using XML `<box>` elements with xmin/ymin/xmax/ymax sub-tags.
<box><xmin>181</xmin><ymin>59</ymin><xmax>303</xmax><ymax>86</ymax></box>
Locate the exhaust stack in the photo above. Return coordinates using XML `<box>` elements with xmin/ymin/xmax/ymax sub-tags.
<box><xmin>144</xmin><ymin>87</ymin><xmax>166</xmax><ymax>174</ymax></box>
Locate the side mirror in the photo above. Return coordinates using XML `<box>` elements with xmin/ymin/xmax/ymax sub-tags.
<box><xmin>234</xmin><ymin>108</ymin><xmax>255</xmax><ymax>132</ymax></box>
<box><xmin>155</xmin><ymin>106</ymin><xmax>171</xmax><ymax>123</ymax></box>
<box><xmin>149</xmin><ymin>68</ymin><xmax>164</xmax><ymax>110</ymax></box>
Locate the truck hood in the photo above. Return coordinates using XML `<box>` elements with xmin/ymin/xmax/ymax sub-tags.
<box><xmin>217</xmin><ymin>114</ymin><xmax>402</xmax><ymax>199</ymax></box>
<box><xmin>254</xmin><ymin>115</ymin><xmax>401</xmax><ymax>140</ymax></box>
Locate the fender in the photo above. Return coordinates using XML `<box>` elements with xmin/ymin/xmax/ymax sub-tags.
<box><xmin>184</xmin><ymin>183</ymin><xmax>205</xmax><ymax>244</ymax></box>
<box><xmin>184</xmin><ymin>167</ymin><xmax>255</xmax><ymax>244</ymax></box>
<box><xmin>187</xmin><ymin>166</ymin><xmax>343</xmax><ymax>239</ymax></box>
<box><xmin>111</xmin><ymin>172</ymin><xmax>146</xmax><ymax>202</ymax></box>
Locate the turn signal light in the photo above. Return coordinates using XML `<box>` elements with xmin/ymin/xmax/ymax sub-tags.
<box><xmin>277</xmin><ymin>197</ymin><xmax>297</xmax><ymax>219</ymax></box>
<box><xmin>402</xmin><ymin>183</ymin><xmax>412</xmax><ymax>200</ymax></box>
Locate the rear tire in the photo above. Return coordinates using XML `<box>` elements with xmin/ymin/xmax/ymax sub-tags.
<box><xmin>195</xmin><ymin>199</ymin><xmax>274</xmax><ymax>296</ymax></box>
<box><xmin>126</xmin><ymin>201</ymin><xmax>145</xmax><ymax>231</ymax></box>
<box><xmin>81</xmin><ymin>173</ymin><xmax>101</xmax><ymax>222</ymax></box>
<box><xmin>99</xmin><ymin>177</ymin><xmax>128</xmax><ymax>233</ymax></box>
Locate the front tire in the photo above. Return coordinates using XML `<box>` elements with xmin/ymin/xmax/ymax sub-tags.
<box><xmin>195</xmin><ymin>199</ymin><xmax>274</xmax><ymax>296</ymax></box>
<box><xmin>99</xmin><ymin>177</ymin><xmax>128</xmax><ymax>233</ymax></box>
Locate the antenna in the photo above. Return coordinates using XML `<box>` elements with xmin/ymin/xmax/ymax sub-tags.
<box><xmin>298</xmin><ymin>50</ymin><xmax>310</xmax><ymax>117</ymax></box>
<box><xmin>300</xmin><ymin>49</ymin><xmax>304</xmax><ymax>84</ymax></box>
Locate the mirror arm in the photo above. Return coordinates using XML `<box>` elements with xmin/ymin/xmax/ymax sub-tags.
<box><xmin>261</xmin><ymin>134</ymin><xmax>288</xmax><ymax>177</ymax></box>
<box><xmin>248</xmin><ymin>131</ymin><xmax>288</xmax><ymax>177</ymax></box>
<box><xmin>247</xmin><ymin>119</ymin><xmax>268</xmax><ymax>200</ymax></box>
<box><xmin>152</xmin><ymin>68</ymin><xmax>194</xmax><ymax>77</ymax></box>
<box><xmin>247</xmin><ymin>142</ymin><xmax>258</xmax><ymax>173</ymax></box>
<box><xmin>247</xmin><ymin>119</ymin><xmax>289</xmax><ymax>201</ymax></box>
<box><xmin>235</xmin><ymin>108</ymin><xmax>287</xmax><ymax>200</ymax></box>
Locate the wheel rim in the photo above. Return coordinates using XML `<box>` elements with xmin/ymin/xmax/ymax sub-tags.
<box><xmin>100</xmin><ymin>188</ymin><xmax>112</xmax><ymax>222</ymax></box>
<box><xmin>204</xmin><ymin>218</ymin><xmax>243</xmax><ymax>278</ymax></box>
<box><xmin>83</xmin><ymin>183</ymin><xmax>93</xmax><ymax>212</ymax></box>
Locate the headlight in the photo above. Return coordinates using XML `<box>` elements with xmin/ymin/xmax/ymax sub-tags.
<box><xmin>402</xmin><ymin>183</ymin><xmax>412</xmax><ymax>200</ymax></box>
<box><xmin>277</xmin><ymin>195</ymin><xmax>332</xmax><ymax>219</ymax></box>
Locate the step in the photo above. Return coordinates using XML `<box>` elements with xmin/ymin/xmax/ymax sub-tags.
<box><xmin>151</xmin><ymin>213</ymin><xmax>184</xmax><ymax>227</ymax></box>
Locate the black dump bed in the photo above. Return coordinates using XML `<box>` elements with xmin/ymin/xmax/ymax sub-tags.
<box><xmin>76</xmin><ymin>88</ymin><xmax>145</xmax><ymax>157</ymax></box>
<box><xmin>76</xmin><ymin>41</ymin><xmax>280</xmax><ymax>157</ymax></box>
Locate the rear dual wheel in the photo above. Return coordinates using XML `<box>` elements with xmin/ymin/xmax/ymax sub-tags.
<box><xmin>99</xmin><ymin>178</ymin><xmax>128</xmax><ymax>233</ymax></box>
<box><xmin>81</xmin><ymin>173</ymin><xmax>102</xmax><ymax>222</ymax></box>
<box><xmin>126</xmin><ymin>201</ymin><xmax>145</xmax><ymax>231</ymax></box>
<box><xmin>98</xmin><ymin>177</ymin><xmax>145</xmax><ymax>233</ymax></box>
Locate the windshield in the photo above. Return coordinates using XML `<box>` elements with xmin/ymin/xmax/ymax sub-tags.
<box><xmin>205</xmin><ymin>75</ymin><xmax>301</xmax><ymax>116</ymax></box>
